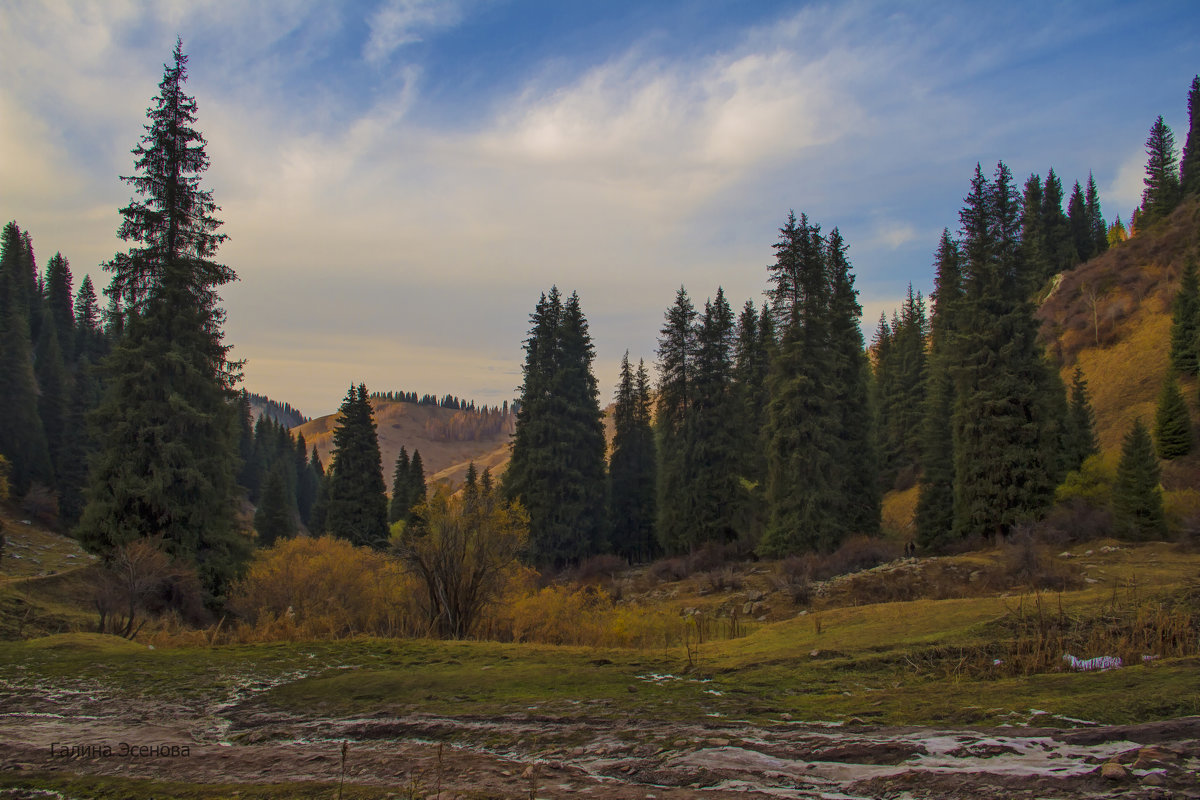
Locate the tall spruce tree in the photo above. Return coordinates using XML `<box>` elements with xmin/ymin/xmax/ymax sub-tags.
<box><xmin>761</xmin><ymin>212</ymin><xmax>844</xmax><ymax>555</ymax></box>
<box><xmin>1113</xmin><ymin>418</ymin><xmax>1167</xmax><ymax>540</ymax></box>
<box><xmin>950</xmin><ymin>163</ymin><xmax>1062</xmax><ymax>540</ymax></box>
<box><xmin>1067</xmin><ymin>181</ymin><xmax>1093</xmax><ymax>263</ymax></box>
<box><xmin>1154</xmin><ymin>374</ymin><xmax>1192</xmax><ymax>459</ymax></box>
<box><xmin>827</xmin><ymin>228</ymin><xmax>879</xmax><ymax>535</ymax></box>
<box><xmin>916</xmin><ymin>230</ymin><xmax>962</xmax><ymax>550</ymax></box>
<box><xmin>1170</xmin><ymin>258</ymin><xmax>1200</xmax><ymax>375</ymax></box>
<box><xmin>731</xmin><ymin>301</ymin><xmax>772</xmax><ymax>543</ymax></box>
<box><xmin>874</xmin><ymin>284</ymin><xmax>927</xmax><ymax>488</ymax></box>
<box><xmin>43</xmin><ymin>253</ymin><xmax>74</xmax><ymax>364</ymax></box>
<box><xmin>324</xmin><ymin>384</ymin><xmax>389</xmax><ymax>547</ymax></box>
<box><xmin>408</xmin><ymin>450</ymin><xmax>426</xmax><ymax>514</ymax></box>
<box><xmin>609</xmin><ymin>352</ymin><xmax>657</xmax><ymax>562</ymax></box>
<box><xmin>254</xmin><ymin>462</ymin><xmax>295</xmax><ymax>547</ymax></box>
<box><xmin>1020</xmin><ymin>174</ymin><xmax>1048</xmax><ymax>283</ymax></box>
<box><xmin>1142</xmin><ymin>116</ymin><xmax>1181</xmax><ymax>224</ymax></box>
<box><xmin>33</xmin><ymin>313</ymin><xmax>69</xmax><ymax>483</ymax></box>
<box><xmin>654</xmin><ymin>287</ymin><xmax>699</xmax><ymax>553</ymax></box>
<box><xmin>78</xmin><ymin>41</ymin><xmax>247</xmax><ymax>599</ymax></box>
<box><xmin>1042</xmin><ymin>169</ymin><xmax>1077</xmax><ymax>277</ymax></box>
<box><xmin>389</xmin><ymin>446</ymin><xmax>411</xmax><ymax>525</ymax></box>
<box><xmin>1181</xmin><ymin>75</ymin><xmax>1200</xmax><ymax>198</ymax></box>
<box><xmin>503</xmin><ymin>288</ymin><xmax>607</xmax><ymax>565</ymax></box>
<box><xmin>0</xmin><ymin>222</ymin><xmax>52</xmax><ymax>492</ymax></box>
<box><xmin>1085</xmin><ymin>174</ymin><xmax>1108</xmax><ymax>258</ymax></box>
<box><xmin>1063</xmin><ymin>367</ymin><xmax>1099</xmax><ymax>473</ymax></box>
<box><xmin>690</xmin><ymin>287</ymin><xmax>742</xmax><ymax>545</ymax></box>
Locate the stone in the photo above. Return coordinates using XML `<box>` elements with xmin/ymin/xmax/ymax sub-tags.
<box><xmin>742</xmin><ymin>602</ymin><xmax>755</xmax><ymax>615</ymax></box>
<box><xmin>1140</xmin><ymin>772</ymin><xmax>1168</xmax><ymax>787</ymax></box>
<box><xmin>1100</xmin><ymin>761</ymin><xmax>1129</xmax><ymax>780</ymax></box>
<box><xmin>747</xmin><ymin>590</ymin><xmax>765</xmax><ymax>602</ymax></box>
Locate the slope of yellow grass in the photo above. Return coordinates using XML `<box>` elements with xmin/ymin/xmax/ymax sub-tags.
<box><xmin>295</xmin><ymin>399</ymin><xmax>514</xmax><ymax>490</ymax></box>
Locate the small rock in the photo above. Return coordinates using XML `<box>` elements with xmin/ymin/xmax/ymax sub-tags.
<box><xmin>742</xmin><ymin>602</ymin><xmax>755</xmax><ymax>615</ymax></box>
<box><xmin>1100</xmin><ymin>761</ymin><xmax>1129</xmax><ymax>780</ymax></box>
<box><xmin>1133</xmin><ymin>746</ymin><xmax>1174</xmax><ymax>768</ymax></box>
<box><xmin>1140</xmin><ymin>772</ymin><xmax>1168</xmax><ymax>787</ymax></box>
<box><xmin>747</xmin><ymin>590</ymin><xmax>765</xmax><ymax>602</ymax></box>
<box><xmin>1059</xmin><ymin>551</ymin><xmax>1073</xmax><ymax>558</ymax></box>
<box><xmin>627</xmin><ymin>685</ymin><xmax>637</xmax><ymax>693</ymax></box>
<box><xmin>521</xmin><ymin>766</ymin><xmax>535</xmax><ymax>779</ymax></box>
<box><xmin>707</xmin><ymin>738</ymin><xmax>730</xmax><ymax>747</ymax></box>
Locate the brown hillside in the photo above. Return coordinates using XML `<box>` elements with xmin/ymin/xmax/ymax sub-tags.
<box><xmin>1037</xmin><ymin>196</ymin><xmax>1200</xmax><ymax>454</ymax></box>
<box><xmin>294</xmin><ymin>400</ymin><xmax>515</xmax><ymax>491</ymax></box>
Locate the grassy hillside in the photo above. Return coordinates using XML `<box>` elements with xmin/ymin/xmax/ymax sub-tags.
<box><xmin>295</xmin><ymin>399</ymin><xmax>516</xmax><ymax>489</ymax></box>
<box><xmin>1037</xmin><ymin>195</ymin><xmax>1200</xmax><ymax>454</ymax></box>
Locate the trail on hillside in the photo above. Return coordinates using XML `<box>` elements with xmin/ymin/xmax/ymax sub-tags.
<box><xmin>1</xmin><ymin>672</ymin><xmax>1197</xmax><ymax>799</ymax></box>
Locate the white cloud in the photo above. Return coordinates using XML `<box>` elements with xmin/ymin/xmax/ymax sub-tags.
<box><xmin>871</xmin><ymin>222</ymin><xmax>920</xmax><ymax>250</ymax></box>
<box><xmin>364</xmin><ymin>0</ymin><xmax>463</xmax><ymax>64</ymax></box>
<box><xmin>1106</xmin><ymin>148</ymin><xmax>1145</xmax><ymax>222</ymax></box>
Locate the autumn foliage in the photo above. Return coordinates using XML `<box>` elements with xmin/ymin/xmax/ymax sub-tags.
<box><xmin>228</xmin><ymin>536</ymin><xmax>422</xmax><ymax>639</ymax></box>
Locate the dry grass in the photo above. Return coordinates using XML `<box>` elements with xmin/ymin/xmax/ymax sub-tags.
<box><xmin>294</xmin><ymin>399</ymin><xmax>514</xmax><ymax>492</ymax></box>
<box><xmin>881</xmin><ymin>485</ymin><xmax>919</xmax><ymax>540</ymax></box>
<box><xmin>1037</xmin><ymin>195</ymin><xmax>1200</xmax><ymax>454</ymax></box>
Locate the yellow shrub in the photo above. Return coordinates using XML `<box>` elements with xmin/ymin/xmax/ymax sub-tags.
<box><xmin>228</xmin><ymin>536</ymin><xmax>422</xmax><ymax>640</ymax></box>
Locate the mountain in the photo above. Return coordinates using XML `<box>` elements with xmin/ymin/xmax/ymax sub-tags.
<box><xmin>294</xmin><ymin>399</ymin><xmax>515</xmax><ymax>490</ymax></box>
<box><xmin>248</xmin><ymin>393</ymin><xmax>308</xmax><ymax>428</ymax></box>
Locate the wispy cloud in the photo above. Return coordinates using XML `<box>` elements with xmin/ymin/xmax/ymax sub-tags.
<box><xmin>364</xmin><ymin>0</ymin><xmax>463</xmax><ymax>64</ymax></box>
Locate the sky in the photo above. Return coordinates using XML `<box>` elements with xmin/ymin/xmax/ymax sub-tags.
<box><xmin>2</xmin><ymin>1</ymin><xmax>1198</xmax><ymax>418</ymax></box>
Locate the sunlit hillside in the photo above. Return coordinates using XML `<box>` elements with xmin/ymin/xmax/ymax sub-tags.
<box><xmin>1037</xmin><ymin>195</ymin><xmax>1200</xmax><ymax>454</ymax></box>
<box><xmin>294</xmin><ymin>399</ymin><xmax>515</xmax><ymax>490</ymax></box>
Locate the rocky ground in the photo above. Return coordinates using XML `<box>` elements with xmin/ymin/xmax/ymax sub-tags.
<box><xmin>1</xmin><ymin>674</ymin><xmax>1197</xmax><ymax>799</ymax></box>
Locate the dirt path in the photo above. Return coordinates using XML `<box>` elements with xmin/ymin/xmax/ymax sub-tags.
<box><xmin>2</xmin><ymin>675</ymin><xmax>1198</xmax><ymax>799</ymax></box>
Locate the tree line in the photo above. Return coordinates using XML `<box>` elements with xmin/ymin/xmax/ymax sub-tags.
<box><xmin>2</xmin><ymin>43</ymin><xmax>1197</xmax><ymax>613</ymax></box>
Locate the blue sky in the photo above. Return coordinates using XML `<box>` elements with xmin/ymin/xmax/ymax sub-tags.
<box><xmin>2</xmin><ymin>1</ymin><xmax>1198</xmax><ymax>416</ymax></box>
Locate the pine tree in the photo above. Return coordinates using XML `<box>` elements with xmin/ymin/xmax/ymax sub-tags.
<box><xmin>761</xmin><ymin>212</ymin><xmax>844</xmax><ymax>555</ymax></box>
<box><xmin>324</xmin><ymin>384</ymin><xmax>389</xmax><ymax>547</ymax></box>
<box><xmin>1154</xmin><ymin>374</ymin><xmax>1192</xmax><ymax>459</ymax></box>
<box><xmin>554</xmin><ymin>291</ymin><xmax>609</xmax><ymax>557</ymax></box>
<box><xmin>78</xmin><ymin>41</ymin><xmax>246</xmax><ymax>599</ymax></box>
<box><xmin>408</xmin><ymin>449</ymin><xmax>426</xmax><ymax>515</ymax></box>
<box><xmin>1063</xmin><ymin>367</ymin><xmax>1099</xmax><ymax>472</ymax></box>
<box><xmin>503</xmin><ymin>289</ymin><xmax>607</xmax><ymax>565</ymax></box>
<box><xmin>1142</xmin><ymin>116</ymin><xmax>1181</xmax><ymax>224</ymax></box>
<box><xmin>1170</xmin><ymin>258</ymin><xmax>1200</xmax><ymax>375</ymax></box>
<box><xmin>1019</xmin><ymin>173</ymin><xmax>1047</xmax><ymax>282</ymax></box>
<box><xmin>1041</xmin><ymin>169</ymin><xmax>1077</xmax><ymax>277</ymax></box>
<box><xmin>0</xmin><ymin>222</ymin><xmax>53</xmax><ymax>493</ymax></box>
<box><xmin>690</xmin><ymin>287</ymin><xmax>741</xmax><ymax>545</ymax></box>
<box><xmin>254</xmin><ymin>462</ymin><xmax>294</xmax><ymax>547</ymax></box>
<box><xmin>43</xmin><ymin>253</ymin><xmax>74</xmax><ymax>364</ymax></box>
<box><xmin>731</xmin><ymin>301</ymin><xmax>772</xmax><ymax>543</ymax></box>
<box><xmin>389</xmin><ymin>446</ymin><xmax>411</xmax><ymax>525</ymax></box>
<box><xmin>1067</xmin><ymin>181</ymin><xmax>1093</xmax><ymax>263</ymax></box>
<box><xmin>1181</xmin><ymin>75</ymin><xmax>1200</xmax><ymax>197</ymax></box>
<box><xmin>951</xmin><ymin>163</ymin><xmax>1061</xmax><ymax>539</ymax></box>
<box><xmin>34</xmin><ymin>312</ymin><xmax>70</xmax><ymax>482</ymax></box>
<box><xmin>916</xmin><ymin>230</ymin><xmax>962</xmax><ymax>551</ymax></box>
<box><xmin>1085</xmin><ymin>173</ymin><xmax>1108</xmax><ymax>258</ymax></box>
<box><xmin>1113</xmin><ymin>418</ymin><xmax>1167</xmax><ymax>540</ymax></box>
<box><xmin>875</xmin><ymin>285</ymin><xmax>927</xmax><ymax>488</ymax></box>
<box><xmin>827</xmin><ymin>228</ymin><xmax>879</xmax><ymax>535</ymax></box>
<box><xmin>308</xmin><ymin>447</ymin><xmax>328</xmax><ymax>534</ymax></box>
<box><xmin>654</xmin><ymin>287</ymin><xmax>699</xmax><ymax>553</ymax></box>
<box><xmin>74</xmin><ymin>275</ymin><xmax>103</xmax><ymax>362</ymax></box>
<box><xmin>609</xmin><ymin>352</ymin><xmax>657</xmax><ymax>562</ymax></box>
